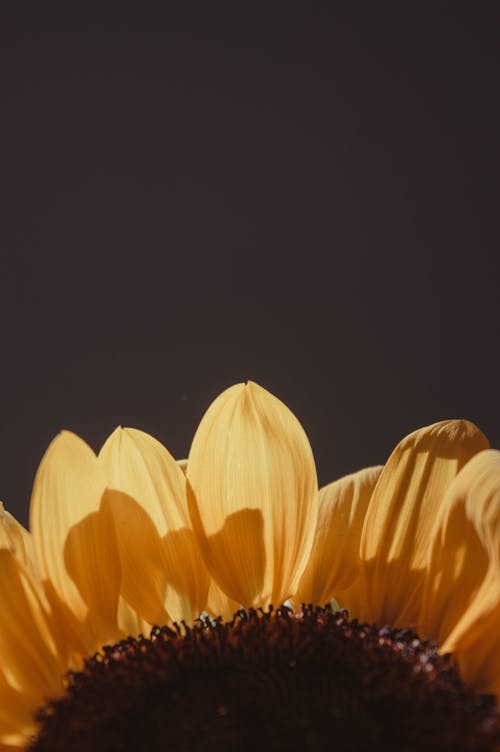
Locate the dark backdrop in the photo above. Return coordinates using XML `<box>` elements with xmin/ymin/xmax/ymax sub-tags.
<box><xmin>1</xmin><ymin>3</ymin><xmax>498</xmax><ymax>526</ymax></box>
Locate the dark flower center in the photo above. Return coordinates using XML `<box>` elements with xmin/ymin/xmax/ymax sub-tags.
<box><xmin>30</xmin><ymin>606</ymin><xmax>499</xmax><ymax>752</ymax></box>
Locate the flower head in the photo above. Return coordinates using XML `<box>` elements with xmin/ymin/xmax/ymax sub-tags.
<box><xmin>0</xmin><ymin>383</ymin><xmax>499</xmax><ymax>749</ymax></box>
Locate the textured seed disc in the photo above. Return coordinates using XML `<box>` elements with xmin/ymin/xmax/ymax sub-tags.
<box><xmin>30</xmin><ymin>606</ymin><xmax>500</xmax><ymax>752</ymax></box>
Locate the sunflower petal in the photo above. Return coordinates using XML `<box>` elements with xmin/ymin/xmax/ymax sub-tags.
<box><xmin>0</xmin><ymin>670</ymin><xmax>34</xmax><ymax>741</ymax></box>
<box><xmin>295</xmin><ymin>466</ymin><xmax>382</xmax><ymax>609</ymax></box>
<box><xmin>29</xmin><ymin>431</ymin><xmax>122</xmax><ymax>647</ymax></box>
<box><xmin>420</xmin><ymin>449</ymin><xmax>500</xmax><ymax>696</ymax></box>
<box><xmin>117</xmin><ymin>596</ymin><xmax>149</xmax><ymax>638</ymax></box>
<box><xmin>205</xmin><ymin>579</ymin><xmax>240</xmax><ymax>622</ymax></box>
<box><xmin>0</xmin><ymin>550</ymin><xmax>63</xmax><ymax>704</ymax></box>
<box><xmin>98</xmin><ymin>428</ymin><xmax>209</xmax><ymax>625</ymax></box>
<box><xmin>186</xmin><ymin>382</ymin><xmax>318</xmax><ymax>608</ymax></box>
<box><xmin>0</xmin><ymin>504</ymin><xmax>36</xmax><ymax>578</ymax></box>
<box><xmin>63</xmin><ymin>498</ymin><xmax>122</xmax><ymax>644</ymax></box>
<box><xmin>358</xmin><ymin>420</ymin><xmax>489</xmax><ymax>628</ymax></box>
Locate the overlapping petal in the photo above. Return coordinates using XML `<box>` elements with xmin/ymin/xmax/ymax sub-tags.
<box><xmin>98</xmin><ymin>427</ymin><xmax>210</xmax><ymax>626</ymax></box>
<box><xmin>186</xmin><ymin>382</ymin><xmax>318</xmax><ymax>608</ymax></box>
<box><xmin>0</xmin><ymin>504</ymin><xmax>36</xmax><ymax>578</ymax></box>
<box><xmin>29</xmin><ymin>432</ymin><xmax>122</xmax><ymax>649</ymax></box>
<box><xmin>296</xmin><ymin>466</ymin><xmax>382</xmax><ymax>611</ymax></box>
<box><xmin>358</xmin><ymin>420</ymin><xmax>489</xmax><ymax>628</ymax></box>
<box><xmin>0</xmin><ymin>668</ymin><xmax>36</xmax><ymax>748</ymax></box>
<box><xmin>0</xmin><ymin>551</ymin><xmax>64</xmax><ymax>744</ymax></box>
<box><xmin>420</xmin><ymin>449</ymin><xmax>500</xmax><ymax>697</ymax></box>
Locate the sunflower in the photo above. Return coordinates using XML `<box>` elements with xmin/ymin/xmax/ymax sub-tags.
<box><xmin>0</xmin><ymin>382</ymin><xmax>499</xmax><ymax>750</ymax></box>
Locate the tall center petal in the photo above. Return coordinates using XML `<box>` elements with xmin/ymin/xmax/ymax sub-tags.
<box><xmin>186</xmin><ymin>382</ymin><xmax>318</xmax><ymax>608</ymax></box>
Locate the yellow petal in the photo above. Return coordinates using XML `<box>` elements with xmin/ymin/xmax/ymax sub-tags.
<box><xmin>117</xmin><ymin>596</ymin><xmax>149</xmax><ymax>638</ymax></box>
<box><xmin>63</xmin><ymin>498</ymin><xmax>122</xmax><ymax>645</ymax></box>
<box><xmin>41</xmin><ymin>578</ymin><xmax>89</xmax><ymax>665</ymax></box>
<box><xmin>29</xmin><ymin>431</ymin><xmax>122</xmax><ymax>648</ymax></box>
<box><xmin>420</xmin><ymin>449</ymin><xmax>500</xmax><ymax>696</ymax></box>
<box><xmin>0</xmin><ymin>503</ymin><xmax>36</xmax><ymax>578</ymax></box>
<box><xmin>0</xmin><ymin>670</ymin><xmax>34</xmax><ymax>741</ymax></box>
<box><xmin>295</xmin><ymin>466</ymin><xmax>382</xmax><ymax>609</ymax></box>
<box><xmin>205</xmin><ymin>578</ymin><xmax>240</xmax><ymax>622</ymax></box>
<box><xmin>358</xmin><ymin>420</ymin><xmax>489</xmax><ymax>628</ymax></box>
<box><xmin>98</xmin><ymin>428</ymin><xmax>210</xmax><ymax>625</ymax></box>
<box><xmin>187</xmin><ymin>382</ymin><xmax>318</xmax><ymax>608</ymax></box>
<box><xmin>0</xmin><ymin>550</ymin><xmax>63</xmax><ymax>705</ymax></box>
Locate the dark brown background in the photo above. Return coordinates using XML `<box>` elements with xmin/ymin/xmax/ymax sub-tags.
<box><xmin>1</xmin><ymin>3</ymin><xmax>498</xmax><ymax>526</ymax></box>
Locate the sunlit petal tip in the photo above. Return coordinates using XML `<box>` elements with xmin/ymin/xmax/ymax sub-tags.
<box><xmin>358</xmin><ymin>419</ymin><xmax>489</xmax><ymax>628</ymax></box>
<box><xmin>100</xmin><ymin>426</ymin><xmax>126</xmax><ymax>453</ymax></box>
<box><xmin>54</xmin><ymin>429</ymin><xmax>97</xmax><ymax>456</ymax></box>
<box><xmin>187</xmin><ymin>381</ymin><xmax>318</xmax><ymax>609</ymax></box>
